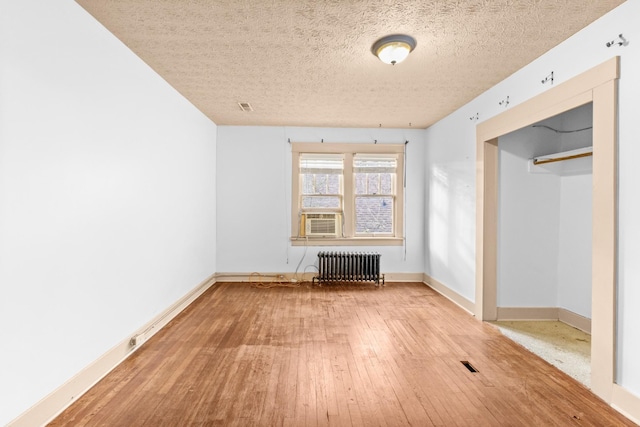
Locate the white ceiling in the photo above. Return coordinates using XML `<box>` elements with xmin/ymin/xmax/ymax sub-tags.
<box><xmin>75</xmin><ymin>0</ymin><xmax>624</xmax><ymax>129</ymax></box>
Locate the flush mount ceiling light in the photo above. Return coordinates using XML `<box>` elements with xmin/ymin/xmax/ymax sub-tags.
<box><xmin>371</xmin><ymin>34</ymin><xmax>417</xmax><ymax>65</ymax></box>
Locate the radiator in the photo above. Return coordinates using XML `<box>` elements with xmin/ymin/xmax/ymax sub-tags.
<box><xmin>314</xmin><ymin>251</ymin><xmax>384</xmax><ymax>286</ymax></box>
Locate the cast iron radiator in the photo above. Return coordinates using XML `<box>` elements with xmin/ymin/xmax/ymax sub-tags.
<box><xmin>313</xmin><ymin>251</ymin><xmax>384</xmax><ymax>286</ymax></box>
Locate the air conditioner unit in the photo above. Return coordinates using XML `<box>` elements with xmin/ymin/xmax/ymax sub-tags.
<box><xmin>303</xmin><ymin>212</ymin><xmax>340</xmax><ymax>237</ymax></box>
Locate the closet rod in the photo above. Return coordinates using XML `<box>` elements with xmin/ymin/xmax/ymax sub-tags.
<box><xmin>532</xmin><ymin>151</ymin><xmax>593</xmax><ymax>165</ymax></box>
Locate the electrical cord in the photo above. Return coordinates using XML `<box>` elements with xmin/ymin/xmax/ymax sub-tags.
<box><xmin>292</xmin><ymin>236</ymin><xmax>309</xmax><ymax>282</ymax></box>
<box><xmin>249</xmin><ymin>272</ymin><xmax>303</xmax><ymax>289</ymax></box>
<box><xmin>533</xmin><ymin>124</ymin><xmax>592</xmax><ymax>133</ymax></box>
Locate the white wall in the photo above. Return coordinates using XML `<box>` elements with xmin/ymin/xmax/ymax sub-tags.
<box><xmin>216</xmin><ymin>126</ymin><xmax>425</xmax><ymax>275</ymax></box>
<box><xmin>424</xmin><ymin>1</ymin><xmax>640</xmax><ymax>396</ymax></box>
<box><xmin>497</xmin><ymin>120</ymin><xmax>563</xmax><ymax>308</ymax></box>
<box><xmin>0</xmin><ymin>1</ymin><xmax>217</xmax><ymax>425</ymax></box>
<box><xmin>557</xmin><ymin>105</ymin><xmax>593</xmax><ymax>318</ymax></box>
<box><xmin>557</xmin><ymin>173</ymin><xmax>592</xmax><ymax>317</ymax></box>
<box><xmin>423</xmin><ymin>123</ymin><xmax>476</xmax><ymax>300</ymax></box>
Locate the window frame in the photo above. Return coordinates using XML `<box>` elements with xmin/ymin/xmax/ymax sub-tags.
<box><xmin>291</xmin><ymin>142</ymin><xmax>404</xmax><ymax>246</ymax></box>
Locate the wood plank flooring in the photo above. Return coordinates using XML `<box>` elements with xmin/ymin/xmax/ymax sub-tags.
<box><xmin>49</xmin><ymin>282</ymin><xmax>636</xmax><ymax>426</ymax></box>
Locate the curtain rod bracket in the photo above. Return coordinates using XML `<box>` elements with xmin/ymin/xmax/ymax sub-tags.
<box><xmin>606</xmin><ymin>33</ymin><xmax>628</xmax><ymax>47</ymax></box>
<box><xmin>541</xmin><ymin>71</ymin><xmax>554</xmax><ymax>85</ymax></box>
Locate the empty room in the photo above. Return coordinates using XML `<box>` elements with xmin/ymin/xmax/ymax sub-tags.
<box><xmin>1</xmin><ymin>1</ymin><xmax>639</xmax><ymax>426</ymax></box>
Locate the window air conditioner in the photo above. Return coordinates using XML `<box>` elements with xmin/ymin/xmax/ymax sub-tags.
<box><xmin>304</xmin><ymin>213</ymin><xmax>340</xmax><ymax>237</ymax></box>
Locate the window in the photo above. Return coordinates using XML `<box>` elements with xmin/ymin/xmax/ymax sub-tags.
<box><xmin>354</xmin><ymin>154</ymin><xmax>396</xmax><ymax>234</ymax></box>
<box><xmin>291</xmin><ymin>142</ymin><xmax>404</xmax><ymax>246</ymax></box>
<box><xmin>300</xmin><ymin>154</ymin><xmax>343</xmax><ymax>210</ymax></box>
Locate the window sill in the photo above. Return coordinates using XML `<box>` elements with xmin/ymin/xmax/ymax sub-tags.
<box><xmin>290</xmin><ymin>237</ymin><xmax>403</xmax><ymax>246</ymax></box>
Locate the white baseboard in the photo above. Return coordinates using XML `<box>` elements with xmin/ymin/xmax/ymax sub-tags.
<box><xmin>215</xmin><ymin>272</ymin><xmax>424</xmax><ymax>283</ymax></box>
<box><xmin>612</xmin><ymin>384</ymin><xmax>640</xmax><ymax>425</ymax></box>
<box><xmin>423</xmin><ymin>274</ymin><xmax>475</xmax><ymax>314</ymax></box>
<box><xmin>496</xmin><ymin>306</ymin><xmax>592</xmax><ymax>334</ymax></box>
<box><xmin>8</xmin><ymin>273</ymin><xmax>217</xmax><ymax>427</ymax></box>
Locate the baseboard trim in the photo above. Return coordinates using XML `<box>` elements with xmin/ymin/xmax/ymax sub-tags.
<box><xmin>8</xmin><ymin>273</ymin><xmax>217</xmax><ymax>427</ymax></box>
<box><xmin>612</xmin><ymin>384</ymin><xmax>640</xmax><ymax>425</ymax></box>
<box><xmin>423</xmin><ymin>274</ymin><xmax>475</xmax><ymax>314</ymax></box>
<box><xmin>383</xmin><ymin>272</ymin><xmax>425</xmax><ymax>282</ymax></box>
<box><xmin>215</xmin><ymin>272</ymin><xmax>424</xmax><ymax>283</ymax></box>
<box><xmin>558</xmin><ymin>308</ymin><xmax>591</xmax><ymax>334</ymax></box>
<box><xmin>214</xmin><ymin>272</ymin><xmax>313</xmax><ymax>283</ymax></box>
<box><xmin>496</xmin><ymin>306</ymin><xmax>592</xmax><ymax>334</ymax></box>
<box><xmin>496</xmin><ymin>306</ymin><xmax>559</xmax><ymax>321</ymax></box>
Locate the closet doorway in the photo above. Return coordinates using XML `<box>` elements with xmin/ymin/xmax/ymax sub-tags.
<box><xmin>495</xmin><ymin>103</ymin><xmax>593</xmax><ymax>386</ymax></box>
<box><xmin>475</xmin><ymin>57</ymin><xmax>618</xmax><ymax>402</ymax></box>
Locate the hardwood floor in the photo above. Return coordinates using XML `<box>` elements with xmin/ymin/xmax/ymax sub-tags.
<box><xmin>49</xmin><ymin>282</ymin><xmax>636</xmax><ymax>426</ymax></box>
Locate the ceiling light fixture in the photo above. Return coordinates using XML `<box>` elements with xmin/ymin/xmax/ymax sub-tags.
<box><xmin>371</xmin><ymin>34</ymin><xmax>416</xmax><ymax>65</ymax></box>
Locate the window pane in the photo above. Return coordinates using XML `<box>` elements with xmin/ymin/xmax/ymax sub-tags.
<box><xmin>302</xmin><ymin>196</ymin><xmax>341</xmax><ymax>209</ymax></box>
<box><xmin>367</xmin><ymin>174</ymin><xmax>379</xmax><ymax>194</ymax></box>
<box><xmin>302</xmin><ymin>174</ymin><xmax>314</xmax><ymax>194</ymax></box>
<box><xmin>302</xmin><ymin>173</ymin><xmax>340</xmax><ymax>195</ymax></box>
<box><xmin>355</xmin><ymin>172</ymin><xmax>393</xmax><ymax>195</ymax></box>
<box><xmin>355</xmin><ymin>173</ymin><xmax>366</xmax><ymax>195</ymax></box>
<box><xmin>355</xmin><ymin>196</ymin><xmax>393</xmax><ymax>233</ymax></box>
<box><xmin>327</xmin><ymin>174</ymin><xmax>340</xmax><ymax>194</ymax></box>
<box><xmin>315</xmin><ymin>174</ymin><xmax>328</xmax><ymax>194</ymax></box>
<box><xmin>380</xmin><ymin>173</ymin><xmax>392</xmax><ymax>194</ymax></box>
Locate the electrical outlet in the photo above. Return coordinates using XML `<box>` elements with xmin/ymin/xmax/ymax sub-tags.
<box><xmin>130</xmin><ymin>334</ymin><xmax>144</xmax><ymax>347</ymax></box>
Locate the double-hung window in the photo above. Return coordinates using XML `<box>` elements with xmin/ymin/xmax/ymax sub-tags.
<box><xmin>354</xmin><ymin>154</ymin><xmax>396</xmax><ymax>234</ymax></box>
<box><xmin>300</xmin><ymin>154</ymin><xmax>343</xmax><ymax>210</ymax></box>
<box><xmin>292</xmin><ymin>142</ymin><xmax>404</xmax><ymax>246</ymax></box>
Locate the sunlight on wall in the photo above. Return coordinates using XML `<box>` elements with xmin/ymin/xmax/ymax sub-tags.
<box><xmin>430</xmin><ymin>166</ymin><xmax>450</xmax><ymax>267</ymax></box>
<box><xmin>429</xmin><ymin>163</ymin><xmax>475</xmax><ymax>279</ymax></box>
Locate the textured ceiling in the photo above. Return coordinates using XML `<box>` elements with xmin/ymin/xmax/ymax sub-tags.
<box><xmin>75</xmin><ymin>0</ymin><xmax>624</xmax><ymax>129</ymax></box>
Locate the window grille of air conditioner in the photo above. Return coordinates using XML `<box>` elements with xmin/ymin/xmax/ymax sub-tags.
<box><xmin>305</xmin><ymin>213</ymin><xmax>337</xmax><ymax>236</ymax></box>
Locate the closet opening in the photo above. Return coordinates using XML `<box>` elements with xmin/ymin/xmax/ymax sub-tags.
<box><xmin>493</xmin><ymin>103</ymin><xmax>593</xmax><ymax>387</ymax></box>
<box><xmin>475</xmin><ymin>56</ymin><xmax>618</xmax><ymax>402</ymax></box>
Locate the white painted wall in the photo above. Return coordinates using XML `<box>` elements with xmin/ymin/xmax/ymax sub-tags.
<box><xmin>424</xmin><ymin>1</ymin><xmax>640</xmax><ymax>396</ymax></box>
<box><xmin>423</xmin><ymin>123</ymin><xmax>476</xmax><ymax>300</ymax></box>
<box><xmin>497</xmin><ymin>121</ymin><xmax>562</xmax><ymax>308</ymax></box>
<box><xmin>0</xmin><ymin>1</ymin><xmax>217</xmax><ymax>425</ymax></box>
<box><xmin>216</xmin><ymin>126</ymin><xmax>425</xmax><ymax>275</ymax></box>
<box><xmin>557</xmin><ymin>105</ymin><xmax>593</xmax><ymax>318</ymax></box>
<box><xmin>557</xmin><ymin>173</ymin><xmax>592</xmax><ymax>317</ymax></box>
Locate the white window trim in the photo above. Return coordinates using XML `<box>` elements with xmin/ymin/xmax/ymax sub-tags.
<box><xmin>291</xmin><ymin>142</ymin><xmax>404</xmax><ymax>246</ymax></box>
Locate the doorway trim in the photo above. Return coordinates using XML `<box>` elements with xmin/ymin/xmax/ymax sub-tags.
<box><xmin>475</xmin><ymin>57</ymin><xmax>619</xmax><ymax>402</ymax></box>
